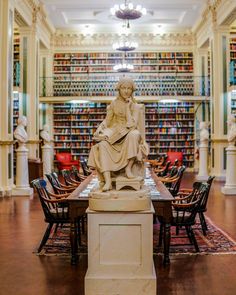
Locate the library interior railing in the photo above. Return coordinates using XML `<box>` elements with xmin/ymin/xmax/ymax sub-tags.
<box><xmin>39</xmin><ymin>75</ymin><xmax>211</xmax><ymax>98</ymax></box>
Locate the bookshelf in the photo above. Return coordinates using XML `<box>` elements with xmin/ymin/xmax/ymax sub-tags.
<box><xmin>53</xmin><ymin>51</ymin><xmax>194</xmax><ymax>97</ymax></box>
<box><xmin>53</xmin><ymin>102</ymin><xmax>107</xmax><ymax>160</ymax></box>
<box><xmin>53</xmin><ymin>101</ymin><xmax>195</xmax><ymax>168</ymax></box>
<box><xmin>145</xmin><ymin>101</ymin><xmax>195</xmax><ymax>168</ymax></box>
<box><xmin>13</xmin><ymin>31</ymin><xmax>20</xmax><ymax>87</ymax></box>
<box><xmin>231</xmin><ymin>90</ymin><xmax>236</xmax><ymax>115</ymax></box>
<box><xmin>230</xmin><ymin>37</ymin><xmax>236</xmax><ymax>86</ymax></box>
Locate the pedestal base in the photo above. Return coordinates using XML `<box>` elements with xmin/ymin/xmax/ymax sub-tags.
<box><xmin>85</xmin><ymin>265</ymin><xmax>156</xmax><ymax>295</ymax></box>
<box><xmin>85</xmin><ymin>206</ymin><xmax>156</xmax><ymax>295</ymax></box>
<box><xmin>89</xmin><ymin>188</ymin><xmax>151</xmax><ymax>211</ymax></box>
<box><xmin>12</xmin><ymin>187</ymin><xmax>33</xmax><ymax>196</ymax></box>
<box><xmin>221</xmin><ymin>185</ymin><xmax>236</xmax><ymax>195</ymax></box>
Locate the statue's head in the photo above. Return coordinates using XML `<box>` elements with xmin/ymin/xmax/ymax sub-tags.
<box><xmin>228</xmin><ymin>114</ymin><xmax>236</xmax><ymax>126</ymax></box>
<box><xmin>116</xmin><ymin>77</ymin><xmax>136</xmax><ymax>91</ymax></box>
<box><xmin>115</xmin><ymin>77</ymin><xmax>136</xmax><ymax>101</ymax></box>
<box><xmin>43</xmin><ymin>124</ymin><xmax>49</xmax><ymax>132</ymax></box>
<box><xmin>17</xmin><ymin>115</ymin><xmax>27</xmax><ymax>126</ymax></box>
<box><xmin>200</xmin><ymin>121</ymin><xmax>207</xmax><ymax>130</ymax></box>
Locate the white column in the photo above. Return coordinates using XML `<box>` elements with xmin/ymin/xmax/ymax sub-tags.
<box><xmin>19</xmin><ymin>24</ymin><xmax>40</xmax><ymax>159</ymax></box>
<box><xmin>210</xmin><ymin>25</ymin><xmax>230</xmax><ymax>180</ymax></box>
<box><xmin>41</xmin><ymin>144</ymin><xmax>52</xmax><ymax>177</ymax></box>
<box><xmin>12</xmin><ymin>144</ymin><xmax>33</xmax><ymax>196</ymax></box>
<box><xmin>221</xmin><ymin>146</ymin><xmax>236</xmax><ymax>195</ymax></box>
<box><xmin>0</xmin><ymin>0</ymin><xmax>15</xmax><ymax>196</ymax></box>
<box><xmin>196</xmin><ymin>142</ymin><xmax>209</xmax><ymax>180</ymax></box>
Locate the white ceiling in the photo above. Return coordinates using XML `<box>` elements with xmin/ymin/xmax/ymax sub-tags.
<box><xmin>41</xmin><ymin>0</ymin><xmax>208</xmax><ymax>35</ymax></box>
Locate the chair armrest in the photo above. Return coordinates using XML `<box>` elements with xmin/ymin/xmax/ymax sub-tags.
<box><xmin>172</xmin><ymin>198</ymin><xmax>198</xmax><ymax>208</ymax></box>
<box><xmin>48</xmin><ymin>191</ymin><xmax>70</xmax><ymax>198</ymax></box>
<box><xmin>54</xmin><ymin>185</ymin><xmax>75</xmax><ymax>192</ymax></box>
<box><xmin>159</xmin><ymin>176</ymin><xmax>179</xmax><ymax>183</ymax></box>
<box><xmin>42</xmin><ymin>195</ymin><xmax>68</xmax><ymax>203</ymax></box>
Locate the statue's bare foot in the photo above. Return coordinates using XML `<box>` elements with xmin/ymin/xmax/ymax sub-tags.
<box><xmin>102</xmin><ymin>181</ymin><xmax>112</xmax><ymax>192</ymax></box>
<box><xmin>125</xmin><ymin>167</ymin><xmax>135</xmax><ymax>179</ymax></box>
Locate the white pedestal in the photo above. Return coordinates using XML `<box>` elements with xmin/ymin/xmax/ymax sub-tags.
<box><xmin>12</xmin><ymin>144</ymin><xmax>33</xmax><ymax>196</ymax></box>
<box><xmin>222</xmin><ymin>146</ymin><xmax>236</xmax><ymax>195</ymax></box>
<box><xmin>85</xmin><ymin>207</ymin><xmax>156</xmax><ymax>295</ymax></box>
<box><xmin>196</xmin><ymin>142</ymin><xmax>209</xmax><ymax>181</ymax></box>
<box><xmin>41</xmin><ymin>144</ymin><xmax>52</xmax><ymax>177</ymax></box>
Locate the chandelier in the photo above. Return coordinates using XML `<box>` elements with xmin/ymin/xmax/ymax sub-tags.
<box><xmin>112</xmin><ymin>40</ymin><xmax>138</xmax><ymax>51</ymax></box>
<box><xmin>113</xmin><ymin>63</ymin><xmax>134</xmax><ymax>72</ymax></box>
<box><xmin>110</xmin><ymin>1</ymin><xmax>146</xmax><ymax>21</ymax></box>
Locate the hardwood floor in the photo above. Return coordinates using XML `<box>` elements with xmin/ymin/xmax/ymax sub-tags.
<box><xmin>0</xmin><ymin>173</ymin><xmax>236</xmax><ymax>295</ymax></box>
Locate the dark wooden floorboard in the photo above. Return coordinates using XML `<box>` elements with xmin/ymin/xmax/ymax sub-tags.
<box><xmin>0</xmin><ymin>172</ymin><xmax>236</xmax><ymax>295</ymax></box>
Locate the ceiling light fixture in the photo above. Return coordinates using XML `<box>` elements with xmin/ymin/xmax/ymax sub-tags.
<box><xmin>110</xmin><ymin>1</ymin><xmax>146</xmax><ymax>28</ymax></box>
<box><xmin>112</xmin><ymin>40</ymin><xmax>138</xmax><ymax>51</ymax></box>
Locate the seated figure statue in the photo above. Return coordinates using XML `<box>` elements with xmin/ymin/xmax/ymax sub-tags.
<box><xmin>199</xmin><ymin>121</ymin><xmax>209</xmax><ymax>144</ymax></box>
<box><xmin>227</xmin><ymin>114</ymin><xmax>236</xmax><ymax>147</ymax></box>
<box><xmin>14</xmin><ymin>116</ymin><xmax>28</xmax><ymax>145</ymax></box>
<box><xmin>88</xmin><ymin>77</ymin><xmax>149</xmax><ymax>192</ymax></box>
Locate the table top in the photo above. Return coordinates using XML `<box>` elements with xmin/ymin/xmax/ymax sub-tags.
<box><xmin>67</xmin><ymin>170</ymin><xmax>174</xmax><ymax>203</ymax></box>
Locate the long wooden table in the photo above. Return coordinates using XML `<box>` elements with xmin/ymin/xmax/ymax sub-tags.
<box><xmin>67</xmin><ymin>171</ymin><xmax>174</xmax><ymax>265</ymax></box>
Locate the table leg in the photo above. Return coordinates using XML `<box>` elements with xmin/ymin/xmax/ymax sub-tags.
<box><xmin>163</xmin><ymin>222</ymin><xmax>171</xmax><ymax>264</ymax></box>
<box><xmin>70</xmin><ymin>219</ymin><xmax>78</xmax><ymax>265</ymax></box>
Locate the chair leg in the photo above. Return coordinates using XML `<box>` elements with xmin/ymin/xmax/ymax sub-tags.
<box><xmin>38</xmin><ymin>223</ymin><xmax>53</xmax><ymax>253</ymax></box>
<box><xmin>77</xmin><ymin>218</ymin><xmax>81</xmax><ymax>246</ymax></box>
<box><xmin>199</xmin><ymin>212</ymin><xmax>208</xmax><ymax>235</ymax></box>
<box><xmin>188</xmin><ymin>226</ymin><xmax>199</xmax><ymax>252</ymax></box>
<box><xmin>185</xmin><ymin>225</ymin><xmax>193</xmax><ymax>244</ymax></box>
<box><xmin>158</xmin><ymin>223</ymin><xmax>163</xmax><ymax>246</ymax></box>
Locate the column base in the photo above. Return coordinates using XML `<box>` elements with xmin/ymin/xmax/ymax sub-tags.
<box><xmin>196</xmin><ymin>175</ymin><xmax>209</xmax><ymax>181</ymax></box>
<box><xmin>12</xmin><ymin>187</ymin><xmax>33</xmax><ymax>196</ymax></box>
<box><xmin>85</xmin><ymin>265</ymin><xmax>156</xmax><ymax>295</ymax></box>
<box><xmin>221</xmin><ymin>186</ymin><xmax>236</xmax><ymax>195</ymax></box>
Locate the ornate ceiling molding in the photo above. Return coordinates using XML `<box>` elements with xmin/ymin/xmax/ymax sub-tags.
<box><xmin>52</xmin><ymin>32</ymin><xmax>194</xmax><ymax>49</ymax></box>
<box><xmin>193</xmin><ymin>0</ymin><xmax>225</xmax><ymax>34</ymax></box>
<box><xmin>14</xmin><ymin>9</ymin><xmax>28</xmax><ymax>27</ymax></box>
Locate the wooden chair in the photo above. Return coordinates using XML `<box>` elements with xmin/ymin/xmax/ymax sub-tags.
<box><xmin>177</xmin><ymin>176</ymin><xmax>215</xmax><ymax>235</ymax></box>
<box><xmin>158</xmin><ymin>182</ymin><xmax>209</xmax><ymax>252</ymax></box>
<box><xmin>154</xmin><ymin>161</ymin><xmax>171</xmax><ymax>177</ymax></box>
<box><xmin>160</xmin><ymin>166</ymin><xmax>186</xmax><ymax>197</ymax></box>
<box><xmin>61</xmin><ymin>169</ymin><xmax>81</xmax><ymax>187</ymax></box>
<box><xmin>31</xmin><ymin>179</ymin><xmax>70</xmax><ymax>253</ymax></box>
<box><xmin>80</xmin><ymin>159</ymin><xmax>92</xmax><ymax>176</ymax></box>
<box><xmin>46</xmin><ymin>172</ymin><xmax>75</xmax><ymax>195</ymax></box>
<box><xmin>71</xmin><ymin>165</ymin><xmax>87</xmax><ymax>182</ymax></box>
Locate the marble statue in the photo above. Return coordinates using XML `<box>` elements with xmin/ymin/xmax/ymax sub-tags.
<box><xmin>40</xmin><ymin>124</ymin><xmax>51</xmax><ymax>145</ymax></box>
<box><xmin>88</xmin><ymin>77</ymin><xmax>149</xmax><ymax>192</ymax></box>
<box><xmin>227</xmin><ymin>114</ymin><xmax>236</xmax><ymax>147</ymax></box>
<box><xmin>14</xmin><ymin>116</ymin><xmax>28</xmax><ymax>144</ymax></box>
<box><xmin>199</xmin><ymin>121</ymin><xmax>209</xmax><ymax>144</ymax></box>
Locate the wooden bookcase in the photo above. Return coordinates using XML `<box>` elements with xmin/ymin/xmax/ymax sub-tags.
<box><xmin>145</xmin><ymin>101</ymin><xmax>195</xmax><ymax>168</ymax></box>
<box><xmin>53</xmin><ymin>102</ymin><xmax>107</xmax><ymax>160</ymax></box>
<box><xmin>53</xmin><ymin>101</ymin><xmax>195</xmax><ymax>168</ymax></box>
<box><xmin>53</xmin><ymin>51</ymin><xmax>194</xmax><ymax>97</ymax></box>
<box><xmin>230</xmin><ymin>37</ymin><xmax>236</xmax><ymax>86</ymax></box>
<box><xmin>13</xmin><ymin>31</ymin><xmax>20</xmax><ymax>87</ymax></box>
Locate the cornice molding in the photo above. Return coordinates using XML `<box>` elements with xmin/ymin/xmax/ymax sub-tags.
<box><xmin>193</xmin><ymin>0</ymin><xmax>224</xmax><ymax>35</ymax></box>
<box><xmin>52</xmin><ymin>32</ymin><xmax>194</xmax><ymax>49</ymax></box>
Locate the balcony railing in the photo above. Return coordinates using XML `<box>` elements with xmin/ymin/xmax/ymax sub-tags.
<box><xmin>39</xmin><ymin>74</ymin><xmax>211</xmax><ymax>98</ymax></box>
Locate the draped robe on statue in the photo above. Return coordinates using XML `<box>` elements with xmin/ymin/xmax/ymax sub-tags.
<box><xmin>88</xmin><ymin>96</ymin><xmax>147</xmax><ymax>175</ymax></box>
